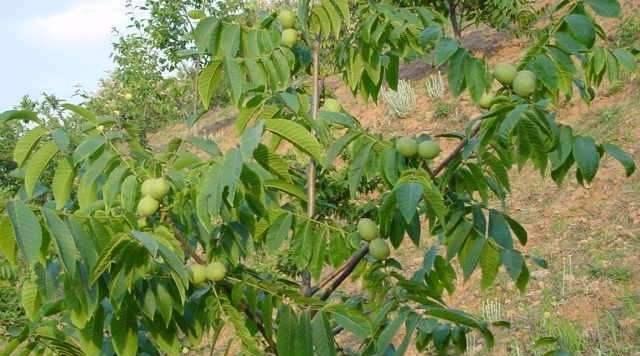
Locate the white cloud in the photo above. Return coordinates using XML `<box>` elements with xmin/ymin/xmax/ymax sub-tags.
<box><xmin>20</xmin><ymin>0</ymin><xmax>128</xmax><ymax>45</ymax></box>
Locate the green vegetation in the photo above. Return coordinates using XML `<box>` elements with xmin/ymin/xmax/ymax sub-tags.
<box><xmin>0</xmin><ymin>0</ymin><xmax>638</xmax><ymax>355</ymax></box>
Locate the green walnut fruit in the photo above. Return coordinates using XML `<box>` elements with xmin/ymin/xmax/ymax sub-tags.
<box><xmin>357</xmin><ymin>218</ymin><xmax>378</xmax><ymax>241</ymax></box>
<box><xmin>281</xmin><ymin>29</ymin><xmax>298</xmax><ymax>47</ymax></box>
<box><xmin>323</xmin><ymin>98</ymin><xmax>341</xmax><ymax>112</ymax></box>
<box><xmin>396</xmin><ymin>137</ymin><xmax>418</xmax><ymax>157</ymax></box>
<box><xmin>187</xmin><ymin>9</ymin><xmax>206</xmax><ymax>20</ymax></box>
<box><xmin>513</xmin><ymin>70</ymin><xmax>537</xmax><ymax>97</ymax></box>
<box><xmin>189</xmin><ymin>264</ymin><xmax>207</xmax><ymax>285</ymax></box>
<box><xmin>137</xmin><ymin>218</ymin><xmax>148</xmax><ymax>228</ymax></box>
<box><xmin>478</xmin><ymin>92</ymin><xmax>495</xmax><ymax>109</ymax></box>
<box><xmin>494</xmin><ymin>63</ymin><xmax>518</xmax><ymax>86</ymax></box>
<box><xmin>205</xmin><ymin>261</ymin><xmax>227</xmax><ymax>282</ymax></box>
<box><xmin>277</xmin><ymin>10</ymin><xmax>296</xmax><ymax>29</ymax></box>
<box><xmin>137</xmin><ymin>196</ymin><xmax>159</xmax><ymax>217</ymax></box>
<box><xmin>141</xmin><ymin>178</ymin><xmax>170</xmax><ymax>200</ymax></box>
<box><xmin>369</xmin><ymin>238</ymin><xmax>390</xmax><ymax>260</ymax></box>
<box><xmin>418</xmin><ymin>140</ymin><xmax>441</xmax><ymax>160</ymax></box>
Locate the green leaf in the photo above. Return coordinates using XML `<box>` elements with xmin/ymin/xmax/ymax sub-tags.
<box><xmin>0</xmin><ymin>109</ymin><xmax>38</xmax><ymax>124</ymax></box>
<box><xmin>324</xmin><ymin>131</ymin><xmax>360</xmax><ymax>167</ymax></box>
<box><xmin>324</xmin><ymin>304</ymin><xmax>372</xmax><ymax>340</ymax></box>
<box><xmin>395</xmin><ymin>313</ymin><xmax>419</xmax><ymax>356</ymax></box>
<box><xmin>266</xmin><ymin>213</ymin><xmax>292</xmax><ymax>251</ymax></box>
<box><xmin>504</xmin><ymin>214</ymin><xmax>528</xmax><ymax>245</ymax></box>
<box><xmin>264</xmin><ymin>119</ymin><xmax>324</xmax><ymax>162</ymax></box>
<box><xmin>550</xmin><ymin>125</ymin><xmax>574</xmax><ymax>170</ymax></box>
<box><xmin>464</xmin><ymin>57</ymin><xmax>487</xmax><ymax>102</ymax></box>
<box><xmin>131</xmin><ymin>231</ymin><xmax>159</xmax><ymax>257</ymax></box>
<box><xmin>0</xmin><ymin>216</ymin><xmax>17</xmax><ymax>265</ymax></box>
<box><xmin>42</xmin><ymin>208</ymin><xmax>78</xmax><ymax>276</ymax></box>
<box><xmin>244</xmin><ymin>59</ymin><xmax>268</xmax><ymax>90</ymax></box>
<box><xmin>120</xmin><ymin>176</ymin><xmax>139</xmax><ymax>214</ymax></box>
<box><xmin>585</xmin><ymin>0</ymin><xmax>621</xmax><ymax>17</ymax></box>
<box><xmin>395</xmin><ymin>182</ymin><xmax>423</xmax><ymax>224</ymax></box>
<box><xmin>154</xmin><ymin>283</ymin><xmax>173</xmax><ymax>326</ymax></box>
<box><xmin>6</xmin><ymin>201</ymin><xmax>42</xmax><ymax>267</ymax></box>
<box><xmin>225</xmin><ymin>58</ymin><xmax>244</xmax><ymax>105</ymax></box>
<box><xmin>603</xmin><ymin>143</ymin><xmax>636</xmax><ymax>177</ymax></box>
<box><xmin>564</xmin><ymin>14</ymin><xmax>595</xmax><ymax>47</ymax></box>
<box><xmin>91</xmin><ymin>234</ymin><xmax>131</xmax><ymax>284</ymax></box>
<box><xmin>422</xmin><ymin>307</ymin><xmax>493</xmax><ymax>347</ymax></box>
<box><xmin>111</xmin><ymin>306</ymin><xmax>138</xmax><ymax>356</ymax></box>
<box><xmin>277</xmin><ymin>305</ymin><xmax>296</xmax><ymax>356</ymax></box>
<box><xmin>348</xmin><ymin>140</ymin><xmax>374</xmax><ymax>196</ymax></box>
<box><xmin>79</xmin><ymin>305</ymin><xmax>105</xmax><ymax>356</ymax></box>
<box><xmin>311</xmin><ymin>312</ymin><xmax>337</xmax><ymax>356</ymax></box>
<box><xmin>446</xmin><ymin>219</ymin><xmax>472</xmax><ymax>260</ymax></box>
<box><xmin>21</xmin><ymin>279</ymin><xmax>41</xmax><ymax>320</ymax></box>
<box><xmin>459</xmin><ymin>233</ymin><xmax>485</xmax><ymax>280</ymax></box>
<box><xmin>318</xmin><ymin>111</ymin><xmax>357</xmax><ymax>129</ymax></box>
<box><xmin>254</xmin><ymin>144</ymin><xmax>291</xmax><ymax>181</ymax></box>
<box><xmin>193</xmin><ymin>17</ymin><xmax>220</xmax><ymax>53</ymax></box>
<box><xmin>434</xmin><ymin>39</ymin><xmax>459</xmax><ymax>66</ymax></box>
<box><xmin>52</xmin><ymin>158</ymin><xmax>75</xmax><ymax>210</ymax></box>
<box><xmin>62</xmin><ymin>103</ymin><xmax>97</xmax><ymax>123</ymax></box>
<box><xmin>272</xmin><ymin>50</ymin><xmax>292</xmax><ymax>89</ymax></box>
<box><xmin>613</xmin><ymin>48</ymin><xmax>637</xmax><ymax>71</ymax></box>
<box><xmin>531</xmin><ymin>54</ymin><xmax>558</xmax><ymax>91</ymax></box>
<box><xmin>573</xmin><ymin>136</ymin><xmax>599</xmax><ymax>182</ymax></box>
<box><xmin>264</xmin><ymin>179</ymin><xmax>307</xmax><ymax>202</ymax></box>
<box><xmin>295</xmin><ymin>311</ymin><xmax>314</xmax><ymax>356</ymax></box>
<box><xmin>421</xmin><ymin>179</ymin><xmax>448</xmax><ymax>222</ymax></box>
<box><xmin>479</xmin><ymin>243</ymin><xmax>501</xmax><ymax>289</ymax></box>
<box><xmin>502</xmin><ymin>249</ymin><xmax>524</xmax><ymax>281</ymax></box>
<box><xmin>376</xmin><ymin>309</ymin><xmax>408</xmax><ymax>353</ymax></box>
<box><xmin>13</xmin><ymin>127</ymin><xmax>47</xmax><ymax>167</ymax></box>
<box><xmin>72</xmin><ymin>136</ymin><xmax>105</xmax><ymax>164</ymax></box>
<box><xmin>102</xmin><ymin>165</ymin><xmax>128</xmax><ymax>209</ymax></box>
<box><xmin>488</xmin><ymin>209</ymin><xmax>513</xmax><ymax>250</ymax></box>
<box><xmin>198</xmin><ymin>60</ymin><xmax>223</xmax><ymax>108</ymax></box>
<box><xmin>223</xmin><ymin>22</ymin><xmax>242</xmax><ymax>56</ymax></box>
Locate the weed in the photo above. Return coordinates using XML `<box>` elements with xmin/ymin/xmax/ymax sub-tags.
<box><xmin>614</xmin><ymin>12</ymin><xmax>640</xmax><ymax>48</ymax></box>
<box><xmin>544</xmin><ymin>317</ymin><xmax>585</xmax><ymax>353</ymax></box>
<box><xmin>432</xmin><ymin>100</ymin><xmax>455</xmax><ymax>120</ymax></box>
<box><xmin>588</xmin><ymin>264</ymin><xmax>632</xmax><ymax>283</ymax></box>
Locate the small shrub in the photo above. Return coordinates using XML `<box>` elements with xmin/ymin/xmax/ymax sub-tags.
<box><xmin>433</xmin><ymin>100</ymin><xmax>455</xmax><ymax>119</ymax></box>
<box><xmin>544</xmin><ymin>317</ymin><xmax>585</xmax><ymax>353</ymax></box>
<box><xmin>381</xmin><ymin>80</ymin><xmax>416</xmax><ymax>118</ymax></box>
<box><xmin>614</xmin><ymin>12</ymin><xmax>640</xmax><ymax>48</ymax></box>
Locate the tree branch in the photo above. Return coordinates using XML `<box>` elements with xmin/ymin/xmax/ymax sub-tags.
<box><xmin>317</xmin><ymin>245</ymin><xmax>370</xmax><ymax>300</ymax></box>
<box><xmin>433</xmin><ymin>122</ymin><xmax>481</xmax><ymax>175</ymax></box>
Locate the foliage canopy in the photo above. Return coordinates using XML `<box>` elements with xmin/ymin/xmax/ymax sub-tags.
<box><xmin>0</xmin><ymin>0</ymin><xmax>637</xmax><ymax>355</ymax></box>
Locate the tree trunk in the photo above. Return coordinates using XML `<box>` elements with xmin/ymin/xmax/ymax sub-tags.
<box><xmin>448</xmin><ymin>0</ymin><xmax>462</xmax><ymax>38</ymax></box>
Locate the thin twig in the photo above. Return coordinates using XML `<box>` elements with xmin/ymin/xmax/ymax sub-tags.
<box><xmin>318</xmin><ymin>245</ymin><xmax>370</xmax><ymax>300</ymax></box>
<box><xmin>209</xmin><ymin>324</ymin><xmax>224</xmax><ymax>356</ymax></box>
<box><xmin>433</xmin><ymin>122</ymin><xmax>481</xmax><ymax>175</ymax></box>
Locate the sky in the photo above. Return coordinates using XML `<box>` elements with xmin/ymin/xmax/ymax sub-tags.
<box><xmin>0</xmin><ymin>0</ymin><xmax>130</xmax><ymax>109</ymax></box>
